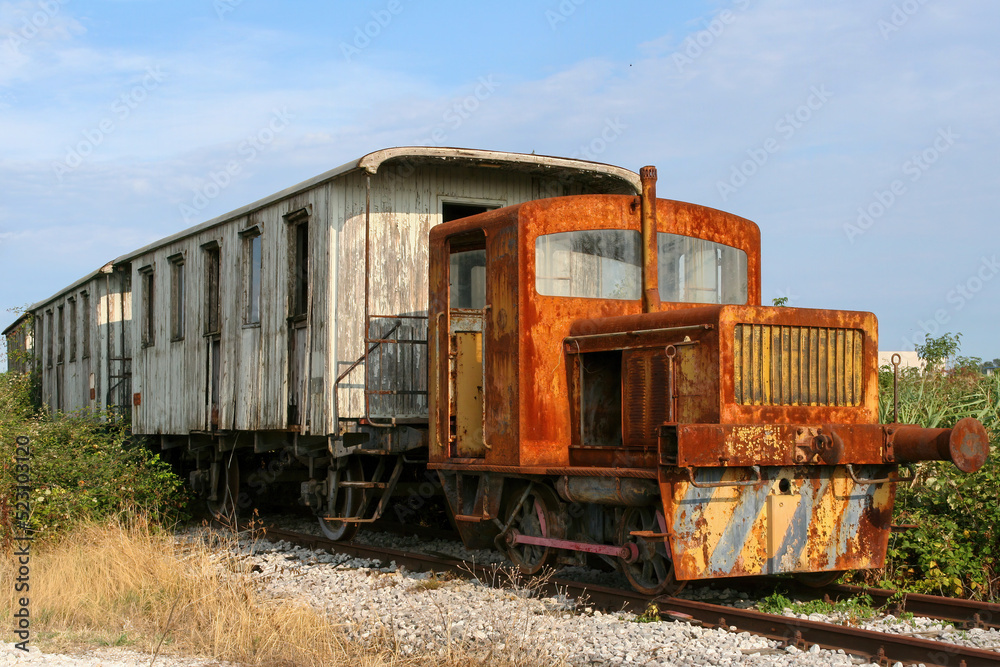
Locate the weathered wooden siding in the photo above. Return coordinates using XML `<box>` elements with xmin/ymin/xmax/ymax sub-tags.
<box><xmin>129</xmin><ymin>188</ymin><xmax>335</xmax><ymax>436</ymax></box>
<box><xmin>31</xmin><ymin>268</ymin><xmax>131</xmax><ymax>417</ymax></box>
<box><xmin>334</xmin><ymin>165</ymin><xmax>598</xmax><ymax>420</ymax></box>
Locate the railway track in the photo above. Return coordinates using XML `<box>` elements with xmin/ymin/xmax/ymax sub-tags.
<box><xmin>259</xmin><ymin>525</ymin><xmax>1000</xmax><ymax>667</ymax></box>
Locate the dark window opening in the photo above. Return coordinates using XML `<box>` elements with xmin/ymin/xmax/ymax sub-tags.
<box><xmin>56</xmin><ymin>306</ymin><xmax>65</xmax><ymax>363</ymax></box>
<box><xmin>140</xmin><ymin>267</ymin><xmax>155</xmax><ymax>347</ymax></box>
<box><xmin>68</xmin><ymin>297</ymin><xmax>77</xmax><ymax>362</ymax></box>
<box><xmin>577</xmin><ymin>351</ymin><xmax>623</xmax><ymax>447</ymax></box>
<box><xmin>81</xmin><ymin>291</ymin><xmax>90</xmax><ymax>359</ymax></box>
<box><xmin>45</xmin><ymin>310</ymin><xmax>53</xmax><ymax>368</ymax></box>
<box><xmin>170</xmin><ymin>256</ymin><xmax>185</xmax><ymax>341</ymax></box>
<box><xmin>290</xmin><ymin>221</ymin><xmax>309</xmax><ymax>318</ymax></box>
<box><xmin>204</xmin><ymin>244</ymin><xmax>221</xmax><ymax>335</ymax></box>
<box><xmin>442</xmin><ymin>202</ymin><xmax>494</xmax><ymax>223</ymax></box>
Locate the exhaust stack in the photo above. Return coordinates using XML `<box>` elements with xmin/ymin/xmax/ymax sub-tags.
<box><xmin>640</xmin><ymin>166</ymin><xmax>661</xmax><ymax>313</ymax></box>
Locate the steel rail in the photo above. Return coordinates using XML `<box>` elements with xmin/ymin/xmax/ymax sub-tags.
<box><xmin>826</xmin><ymin>583</ymin><xmax>1000</xmax><ymax>631</ymax></box>
<box><xmin>258</xmin><ymin>526</ymin><xmax>1000</xmax><ymax>667</ymax></box>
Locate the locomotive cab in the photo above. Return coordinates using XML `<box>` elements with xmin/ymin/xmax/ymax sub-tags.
<box><xmin>428</xmin><ymin>167</ymin><xmax>989</xmax><ymax>593</ymax></box>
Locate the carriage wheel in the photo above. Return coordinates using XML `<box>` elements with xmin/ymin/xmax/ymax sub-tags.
<box><xmin>616</xmin><ymin>506</ymin><xmax>684</xmax><ymax>596</ymax></box>
<box><xmin>205</xmin><ymin>454</ymin><xmax>240</xmax><ymax>526</ymax></box>
<box><xmin>503</xmin><ymin>485</ymin><xmax>561</xmax><ymax>575</ymax></box>
<box><xmin>318</xmin><ymin>458</ymin><xmax>363</xmax><ymax>542</ymax></box>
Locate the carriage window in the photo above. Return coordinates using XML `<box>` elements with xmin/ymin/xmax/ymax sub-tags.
<box><xmin>81</xmin><ymin>291</ymin><xmax>90</xmax><ymax>359</ymax></box>
<box><xmin>169</xmin><ymin>254</ymin><xmax>185</xmax><ymax>341</ymax></box>
<box><xmin>244</xmin><ymin>231</ymin><xmax>262</xmax><ymax>325</ymax></box>
<box><xmin>140</xmin><ymin>266</ymin><xmax>155</xmax><ymax>346</ymax></box>
<box><xmin>290</xmin><ymin>220</ymin><xmax>309</xmax><ymax>318</ymax></box>
<box><xmin>535</xmin><ymin>230</ymin><xmax>641</xmax><ymax>300</ymax></box>
<box><xmin>57</xmin><ymin>305</ymin><xmax>65</xmax><ymax>363</ymax></box>
<box><xmin>657</xmin><ymin>234</ymin><xmax>747</xmax><ymax>304</ymax></box>
<box><xmin>450</xmin><ymin>249</ymin><xmax>486</xmax><ymax>309</ymax></box>
<box><xmin>68</xmin><ymin>297</ymin><xmax>77</xmax><ymax>361</ymax></box>
<box><xmin>204</xmin><ymin>244</ymin><xmax>221</xmax><ymax>335</ymax></box>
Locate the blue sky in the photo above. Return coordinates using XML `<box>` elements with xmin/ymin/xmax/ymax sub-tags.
<box><xmin>1</xmin><ymin>0</ymin><xmax>998</xmax><ymax>361</ymax></box>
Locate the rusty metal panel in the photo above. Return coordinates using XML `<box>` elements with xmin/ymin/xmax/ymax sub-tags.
<box><xmin>676</xmin><ymin>423</ymin><xmax>887</xmax><ymax>468</ymax></box>
<box><xmin>660</xmin><ymin>466</ymin><xmax>895</xmax><ymax>580</ymax></box>
<box><xmin>454</xmin><ymin>331</ymin><xmax>485</xmax><ymax>457</ymax></box>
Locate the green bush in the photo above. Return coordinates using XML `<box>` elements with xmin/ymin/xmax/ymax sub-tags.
<box><xmin>0</xmin><ymin>371</ymin><xmax>188</xmax><ymax>542</ymax></box>
<box><xmin>877</xmin><ymin>353</ymin><xmax>1000</xmax><ymax>599</ymax></box>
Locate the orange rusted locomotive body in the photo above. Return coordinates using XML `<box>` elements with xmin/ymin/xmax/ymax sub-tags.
<box><xmin>426</xmin><ymin>167</ymin><xmax>988</xmax><ymax>593</ymax></box>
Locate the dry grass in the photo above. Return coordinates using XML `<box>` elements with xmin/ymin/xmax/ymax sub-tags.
<box><xmin>0</xmin><ymin>517</ymin><xmax>563</xmax><ymax>666</ymax></box>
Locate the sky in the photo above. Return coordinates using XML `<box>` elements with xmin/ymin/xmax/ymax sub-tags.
<box><xmin>1</xmin><ymin>0</ymin><xmax>998</xmax><ymax>362</ymax></box>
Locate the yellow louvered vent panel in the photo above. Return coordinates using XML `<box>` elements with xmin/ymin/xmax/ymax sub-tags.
<box><xmin>733</xmin><ymin>324</ymin><xmax>864</xmax><ymax>406</ymax></box>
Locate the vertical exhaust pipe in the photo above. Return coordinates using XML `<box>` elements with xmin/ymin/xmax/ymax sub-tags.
<box><xmin>640</xmin><ymin>166</ymin><xmax>661</xmax><ymax>313</ymax></box>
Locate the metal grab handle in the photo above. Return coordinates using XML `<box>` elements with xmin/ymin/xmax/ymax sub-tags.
<box><xmin>685</xmin><ymin>465</ymin><xmax>761</xmax><ymax>488</ymax></box>
<box><xmin>846</xmin><ymin>464</ymin><xmax>915</xmax><ymax>485</ymax></box>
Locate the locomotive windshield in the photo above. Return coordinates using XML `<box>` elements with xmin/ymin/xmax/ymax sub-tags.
<box><xmin>535</xmin><ymin>230</ymin><xmax>641</xmax><ymax>299</ymax></box>
<box><xmin>657</xmin><ymin>233</ymin><xmax>748</xmax><ymax>304</ymax></box>
<box><xmin>534</xmin><ymin>230</ymin><xmax>748</xmax><ymax>304</ymax></box>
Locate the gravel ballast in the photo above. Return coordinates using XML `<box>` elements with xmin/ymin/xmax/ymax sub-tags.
<box><xmin>6</xmin><ymin>526</ymin><xmax>1000</xmax><ymax>666</ymax></box>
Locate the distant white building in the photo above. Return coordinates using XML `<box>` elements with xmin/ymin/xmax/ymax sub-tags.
<box><xmin>878</xmin><ymin>350</ymin><xmax>925</xmax><ymax>371</ymax></box>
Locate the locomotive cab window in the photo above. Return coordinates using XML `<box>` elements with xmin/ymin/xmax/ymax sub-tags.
<box><xmin>535</xmin><ymin>230</ymin><xmax>641</xmax><ymax>299</ymax></box>
<box><xmin>449</xmin><ymin>246</ymin><xmax>486</xmax><ymax>310</ymax></box>
<box><xmin>657</xmin><ymin>234</ymin><xmax>748</xmax><ymax>305</ymax></box>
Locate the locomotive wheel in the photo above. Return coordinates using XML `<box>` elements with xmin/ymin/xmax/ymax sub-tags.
<box><xmin>794</xmin><ymin>570</ymin><xmax>845</xmax><ymax>588</ymax></box>
<box><xmin>317</xmin><ymin>457</ymin><xmax>363</xmax><ymax>542</ymax></box>
<box><xmin>616</xmin><ymin>506</ymin><xmax>684</xmax><ymax>596</ymax></box>
<box><xmin>205</xmin><ymin>454</ymin><xmax>240</xmax><ymax>526</ymax></box>
<box><xmin>503</xmin><ymin>484</ymin><xmax>561</xmax><ymax>575</ymax></box>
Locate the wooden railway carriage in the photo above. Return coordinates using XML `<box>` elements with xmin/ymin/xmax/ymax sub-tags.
<box><xmin>16</xmin><ymin>147</ymin><xmax>642</xmax><ymax>526</ymax></box>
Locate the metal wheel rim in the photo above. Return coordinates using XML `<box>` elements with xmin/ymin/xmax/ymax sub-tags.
<box><xmin>618</xmin><ymin>505</ymin><xmax>683</xmax><ymax>596</ymax></box>
<box><xmin>318</xmin><ymin>458</ymin><xmax>362</xmax><ymax>542</ymax></box>
<box><xmin>506</xmin><ymin>487</ymin><xmax>558</xmax><ymax>575</ymax></box>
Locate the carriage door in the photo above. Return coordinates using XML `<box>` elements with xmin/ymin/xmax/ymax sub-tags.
<box><xmin>204</xmin><ymin>243</ymin><xmax>222</xmax><ymax>430</ymax></box>
<box><xmin>448</xmin><ymin>234</ymin><xmax>487</xmax><ymax>458</ymax></box>
<box><xmin>287</xmin><ymin>214</ymin><xmax>309</xmax><ymax>428</ymax></box>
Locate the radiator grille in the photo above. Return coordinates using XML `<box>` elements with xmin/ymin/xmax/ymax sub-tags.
<box><xmin>733</xmin><ymin>324</ymin><xmax>864</xmax><ymax>406</ymax></box>
<box><xmin>622</xmin><ymin>349</ymin><xmax>669</xmax><ymax>447</ymax></box>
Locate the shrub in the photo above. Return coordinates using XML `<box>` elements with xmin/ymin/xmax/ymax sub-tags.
<box><xmin>0</xmin><ymin>371</ymin><xmax>188</xmax><ymax>541</ymax></box>
<box><xmin>877</xmin><ymin>353</ymin><xmax>1000</xmax><ymax>599</ymax></box>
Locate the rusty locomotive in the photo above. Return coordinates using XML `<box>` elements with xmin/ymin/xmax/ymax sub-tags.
<box><xmin>6</xmin><ymin>148</ymin><xmax>989</xmax><ymax>594</ymax></box>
